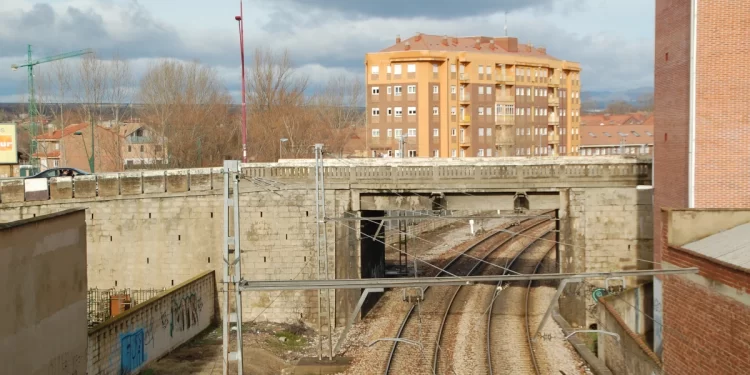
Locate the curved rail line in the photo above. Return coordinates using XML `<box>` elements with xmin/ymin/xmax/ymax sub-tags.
<box><xmin>486</xmin><ymin>230</ymin><xmax>555</xmax><ymax>375</ymax></box>
<box><xmin>384</xmin><ymin>211</ymin><xmax>556</xmax><ymax>375</ymax></box>
<box><xmin>524</xmin><ymin>244</ymin><xmax>556</xmax><ymax>375</ymax></box>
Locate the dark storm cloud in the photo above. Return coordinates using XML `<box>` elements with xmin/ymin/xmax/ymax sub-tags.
<box><xmin>274</xmin><ymin>0</ymin><xmax>556</xmax><ymax>18</ymax></box>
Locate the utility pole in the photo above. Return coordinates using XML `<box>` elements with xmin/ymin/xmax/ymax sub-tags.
<box><xmin>398</xmin><ymin>135</ymin><xmax>407</xmax><ymax>158</ymax></box>
<box><xmin>235</xmin><ymin>1</ymin><xmax>248</xmax><ymax>163</ymax></box>
<box><xmin>11</xmin><ymin>45</ymin><xmax>92</xmax><ymax>173</ymax></box>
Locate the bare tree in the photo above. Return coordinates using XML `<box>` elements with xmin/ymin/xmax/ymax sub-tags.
<box><xmin>107</xmin><ymin>53</ymin><xmax>133</xmax><ymax>124</ymax></box>
<box><xmin>48</xmin><ymin>59</ymin><xmax>73</xmax><ymax>163</ymax></box>
<box><xmin>138</xmin><ymin>59</ymin><xmax>237</xmax><ymax>168</ymax></box>
<box><xmin>312</xmin><ymin>76</ymin><xmax>365</xmax><ymax>156</ymax></box>
<box><xmin>248</xmin><ymin>47</ymin><xmax>309</xmax><ymax>112</ymax></box>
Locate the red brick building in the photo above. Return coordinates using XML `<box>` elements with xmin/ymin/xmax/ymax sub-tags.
<box><xmin>654</xmin><ymin>0</ymin><xmax>750</xmax><ymax>371</ymax></box>
<box><xmin>659</xmin><ymin>209</ymin><xmax>750</xmax><ymax>374</ymax></box>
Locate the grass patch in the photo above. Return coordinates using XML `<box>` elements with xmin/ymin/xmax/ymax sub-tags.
<box><xmin>267</xmin><ymin>330</ymin><xmax>307</xmax><ymax>350</ymax></box>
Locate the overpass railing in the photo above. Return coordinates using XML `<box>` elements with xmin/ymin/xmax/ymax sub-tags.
<box><xmin>0</xmin><ymin>161</ymin><xmax>651</xmax><ymax>204</ymax></box>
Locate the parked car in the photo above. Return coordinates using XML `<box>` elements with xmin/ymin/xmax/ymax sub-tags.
<box><xmin>27</xmin><ymin>167</ymin><xmax>90</xmax><ymax>179</ymax></box>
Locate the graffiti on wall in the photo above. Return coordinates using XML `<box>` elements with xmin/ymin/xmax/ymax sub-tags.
<box><xmin>170</xmin><ymin>293</ymin><xmax>203</xmax><ymax>337</ymax></box>
<box><xmin>120</xmin><ymin>328</ymin><xmax>146</xmax><ymax>374</ymax></box>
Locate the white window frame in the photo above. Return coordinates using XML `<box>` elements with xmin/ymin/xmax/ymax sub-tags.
<box><xmin>371</xmin><ymin>66</ymin><xmax>379</xmax><ymax>74</ymax></box>
<box><xmin>433</xmin><ymin>128</ymin><xmax>439</xmax><ymax>137</ymax></box>
<box><xmin>451</xmin><ymin>128</ymin><xmax>457</xmax><ymax>136</ymax></box>
<box><xmin>451</xmin><ymin>107</ymin><xmax>457</xmax><ymax>115</ymax></box>
<box><xmin>407</xmin><ymin>64</ymin><xmax>416</xmax><ymax>73</ymax></box>
<box><xmin>408</xmin><ymin>150</ymin><xmax>417</xmax><ymax>157</ymax></box>
<box><xmin>372</xmin><ymin>87</ymin><xmax>380</xmax><ymax>95</ymax></box>
<box><xmin>387</xmin><ymin>129</ymin><xmax>393</xmax><ymax>137</ymax></box>
<box><xmin>478</xmin><ymin>149</ymin><xmax>485</xmax><ymax>157</ymax></box>
<box><xmin>394</xmin><ymin>129</ymin><xmax>403</xmax><ymax>137</ymax></box>
<box><xmin>371</xmin><ymin>129</ymin><xmax>380</xmax><ymax>137</ymax></box>
<box><xmin>394</xmin><ymin>64</ymin><xmax>402</xmax><ymax>75</ymax></box>
<box><xmin>387</xmin><ymin>86</ymin><xmax>392</xmax><ymax>95</ymax></box>
<box><xmin>486</xmin><ymin>86</ymin><xmax>492</xmax><ymax>95</ymax></box>
<box><xmin>395</xmin><ymin>107</ymin><xmax>403</xmax><ymax>117</ymax></box>
<box><xmin>387</xmin><ymin>65</ymin><xmax>392</xmax><ymax>74</ymax></box>
<box><xmin>394</xmin><ymin>86</ymin><xmax>402</xmax><ymax>96</ymax></box>
<box><xmin>433</xmin><ymin>85</ymin><xmax>439</xmax><ymax>94</ymax></box>
<box><xmin>433</xmin><ymin>64</ymin><xmax>438</xmax><ymax>73</ymax></box>
<box><xmin>372</xmin><ymin>108</ymin><xmax>380</xmax><ymax>116</ymax></box>
<box><xmin>451</xmin><ymin>85</ymin><xmax>456</xmax><ymax>94</ymax></box>
<box><xmin>407</xmin><ymin>128</ymin><xmax>417</xmax><ymax>136</ymax></box>
<box><xmin>487</xmin><ymin>107</ymin><xmax>492</xmax><ymax>116</ymax></box>
<box><xmin>478</xmin><ymin>107</ymin><xmax>484</xmax><ymax>116</ymax></box>
<box><xmin>479</xmin><ymin>128</ymin><xmax>485</xmax><ymax>136</ymax></box>
<box><xmin>433</xmin><ymin>107</ymin><xmax>439</xmax><ymax>115</ymax></box>
<box><xmin>387</xmin><ymin>107</ymin><xmax>392</xmax><ymax>116</ymax></box>
<box><xmin>407</xmin><ymin>107</ymin><xmax>417</xmax><ymax>116</ymax></box>
<box><xmin>407</xmin><ymin>85</ymin><xmax>416</xmax><ymax>94</ymax></box>
<box><xmin>478</xmin><ymin>65</ymin><xmax>484</xmax><ymax>74</ymax></box>
<box><xmin>487</xmin><ymin>128</ymin><xmax>492</xmax><ymax>136</ymax></box>
<box><xmin>451</xmin><ymin>149</ymin><xmax>457</xmax><ymax>157</ymax></box>
<box><xmin>479</xmin><ymin>86</ymin><xmax>484</xmax><ymax>95</ymax></box>
<box><xmin>486</xmin><ymin>148</ymin><xmax>492</xmax><ymax>157</ymax></box>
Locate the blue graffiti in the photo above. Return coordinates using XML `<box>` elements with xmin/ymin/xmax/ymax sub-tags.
<box><xmin>120</xmin><ymin>328</ymin><xmax>146</xmax><ymax>374</ymax></box>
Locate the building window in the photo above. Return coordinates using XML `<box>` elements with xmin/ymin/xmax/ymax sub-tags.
<box><xmin>452</xmin><ymin>149</ymin><xmax>457</xmax><ymax>157</ymax></box>
<box><xmin>372</xmin><ymin>87</ymin><xmax>379</xmax><ymax>95</ymax></box>
<box><xmin>451</xmin><ymin>85</ymin><xmax>456</xmax><ymax>94</ymax></box>
<box><xmin>394</xmin><ymin>86</ymin><xmax>402</xmax><ymax>96</ymax></box>
<box><xmin>128</xmin><ymin>145</ymin><xmax>132</xmax><ymax>152</ymax></box>
<box><xmin>408</xmin><ymin>128</ymin><xmax>417</xmax><ymax>136</ymax></box>
<box><xmin>479</xmin><ymin>86</ymin><xmax>484</xmax><ymax>95</ymax></box>
<box><xmin>486</xmin><ymin>128</ymin><xmax>492</xmax><ymax>136</ymax></box>
<box><xmin>371</xmin><ymin>66</ymin><xmax>379</xmax><ymax>74</ymax></box>
<box><xmin>478</xmin><ymin>107</ymin><xmax>484</xmax><ymax>116</ymax></box>
<box><xmin>387</xmin><ymin>86</ymin><xmax>392</xmax><ymax>95</ymax></box>
<box><xmin>395</xmin><ymin>107</ymin><xmax>403</xmax><ymax>117</ymax></box>
<box><xmin>433</xmin><ymin>107</ymin><xmax>439</xmax><ymax>115</ymax></box>
<box><xmin>372</xmin><ymin>108</ymin><xmax>380</xmax><ymax>116</ymax></box>
<box><xmin>387</xmin><ymin>65</ymin><xmax>392</xmax><ymax>74</ymax></box>
<box><xmin>433</xmin><ymin>85</ymin><xmax>439</xmax><ymax>94</ymax></box>
<box><xmin>451</xmin><ymin>64</ymin><xmax>456</xmax><ymax>73</ymax></box>
<box><xmin>433</xmin><ymin>150</ymin><xmax>439</xmax><ymax>157</ymax></box>
<box><xmin>372</xmin><ymin>129</ymin><xmax>380</xmax><ymax>137</ymax></box>
<box><xmin>487</xmin><ymin>107</ymin><xmax>492</xmax><ymax>116</ymax></box>
<box><xmin>387</xmin><ymin>108</ymin><xmax>392</xmax><ymax>116</ymax></box>
<box><xmin>408</xmin><ymin>150</ymin><xmax>417</xmax><ymax>157</ymax></box>
<box><xmin>486</xmin><ymin>86</ymin><xmax>492</xmax><ymax>95</ymax></box>
<box><xmin>433</xmin><ymin>128</ymin><xmax>439</xmax><ymax>137</ymax></box>
<box><xmin>394</xmin><ymin>64</ymin><xmax>402</xmax><ymax>75</ymax></box>
<box><xmin>407</xmin><ymin>64</ymin><xmax>416</xmax><ymax>73</ymax></box>
<box><xmin>387</xmin><ymin>129</ymin><xmax>393</xmax><ymax>138</ymax></box>
<box><xmin>486</xmin><ymin>148</ymin><xmax>492</xmax><ymax>156</ymax></box>
<box><xmin>407</xmin><ymin>107</ymin><xmax>417</xmax><ymax>116</ymax></box>
<box><xmin>407</xmin><ymin>85</ymin><xmax>416</xmax><ymax>94</ymax></box>
<box><xmin>527</xmin><ymin>88</ymin><xmax>531</xmax><ymax>96</ymax></box>
<box><xmin>479</xmin><ymin>128</ymin><xmax>485</xmax><ymax>136</ymax></box>
<box><xmin>433</xmin><ymin>64</ymin><xmax>438</xmax><ymax>73</ymax></box>
<box><xmin>460</xmin><ymin>149</ymin><xmax>466</xmax><ymax>157</ymax></box>
<box><xmin>535</xmin><ymin>128</ymin><xmax>539</xmax><ymax>135</ymax></box>
<box><xmin>394</xmin><ymin>150</ymin><xmax>401</xmax><ymax>158</ymax></box>
<box><xmin>395</xmin><ymin>129</ymin><xmax>402</xmax><ymax>137</ymax></box>
<box><xmin>478</xmin><ymin>149</ymin><xmax>485</xmax><ymax>157</ymax></box>
<box><xmin>478</xmin><ymin>65</ymin><xmax>484</xmax><ymax>75</ymax></box>
<box><xmin>451</xmin><ymin>107</ymin><xmax>457</xmax><ymax>115</ymax></box>
<box><xmin>451</xmin><ymin>128</ymin><xmax>457</xmax><ymax>136</ymax></box>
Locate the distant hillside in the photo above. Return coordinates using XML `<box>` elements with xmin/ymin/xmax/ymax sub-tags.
<box><xmin>581</xmin><ymin>87</ymin><xmax>653</xmax><ymax>110</ymax></box>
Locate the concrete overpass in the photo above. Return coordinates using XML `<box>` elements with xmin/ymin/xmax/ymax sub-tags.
<box><xmin>0</xmin><ymin>157</ymin><xmax>653</xmax><ymax>328</ymax></box>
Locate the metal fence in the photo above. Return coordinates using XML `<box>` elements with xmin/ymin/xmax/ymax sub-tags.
<box><xmin>87</xmin><ymin>287</ymin><xmax>166</xmax><ymax>328</ymax></box>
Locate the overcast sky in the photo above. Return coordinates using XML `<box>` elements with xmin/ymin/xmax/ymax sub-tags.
<box><xmin>0</xmin><ymin>0</ymin><xmax>654</xmax><ymax>103</ymax></box>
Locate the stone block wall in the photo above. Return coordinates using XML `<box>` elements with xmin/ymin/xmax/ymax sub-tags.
<box><xmin>87</xmin><ymin>271</ymin><xmax>216</xmax><ymax>375</ymax></box>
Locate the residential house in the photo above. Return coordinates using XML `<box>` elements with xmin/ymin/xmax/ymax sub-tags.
<box><xmin>120</xmin><ymin>123</ymin><xmax>168</xmax><ymax>168</ymax></box>
<box><xmin>34</xmin><ymin>123</ymin><xmax>122</xmax><ymax>172</ymax></box>
<box><xmin>579</xmin><ymin>113</ymin><xmax>654</xmax><ymax>156</ymax></box>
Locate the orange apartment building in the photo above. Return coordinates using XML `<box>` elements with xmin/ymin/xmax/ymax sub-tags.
<box><xmin>365</xmin><ymin>33</ymin><xmax>581</xmax><ymax>158</ymax></box>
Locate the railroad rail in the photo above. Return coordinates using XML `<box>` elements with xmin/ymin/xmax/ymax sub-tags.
<box><xmin>384</xmin><ymin>211</ymin><xmax>556</xmax><ymax>374</ymax></box>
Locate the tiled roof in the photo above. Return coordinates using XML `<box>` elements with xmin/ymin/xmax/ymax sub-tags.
<box><xmin>580</xmin><ymin>123</ymin><xmax>654</xmax><ymax>147</ymax></box>
<box><xmin>683</xmin><ymin>222</ymin><xmax>750</xmax><ymax>270</ymax></box>
<box><xmin>120</xmin><ymin>123</ymin><xmax>146</xmax><ymax>137</ymax></box>
<box><xmin>35</xmin><ymin>123</ymin><xmax>89</xmax><ymax>140</ymax></box>
<box><xmin>379</xmin><ymin>34</ymin><xmax>559</xmax><ymax>60</ymax></box>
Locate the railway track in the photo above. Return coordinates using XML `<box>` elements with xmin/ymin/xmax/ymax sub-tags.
<box><xmin>487</xmin><ymin>230</ymin><xmax>557</xmax><ymax>375</ymax></box>
<box><xmin>384</xmin><ymin>211</ymin><xmax>556</xmax><ymax>375</ymax></box>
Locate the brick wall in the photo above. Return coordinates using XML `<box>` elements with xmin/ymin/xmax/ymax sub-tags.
<box><xmin>694</xmin><ymin>0</ymin><xmax>750</xmax><ymax>208</ymax></box>
<box><xmin>87</xmin><ymin>271</ymin><xmax>216</xmax><ymax>375</ymax></box>
<box><xmin>654</xmin><ymin>0</ymin><xmax>691</xmax><ymax>262</ymax></box>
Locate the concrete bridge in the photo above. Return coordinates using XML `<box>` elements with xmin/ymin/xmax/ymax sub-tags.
<box><xmin>0</xmin><ymin>157</ymin><xmax>653</xmax><ymax>328</ymax></box>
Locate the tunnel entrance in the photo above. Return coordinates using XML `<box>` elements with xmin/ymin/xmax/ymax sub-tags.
<box><xmin>360</xmin><ymin>210</ymin><xmax>385</xmax><ymax>315</ymax></box>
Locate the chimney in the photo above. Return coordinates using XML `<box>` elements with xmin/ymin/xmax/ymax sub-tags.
<box><xmin>452</xmin><ymin>36</ymin><xmax>458</xmax><ymax>45</ymax></box>
<box><xmin>415</xmin><ymin>32</ymin><xmax>422</xmax><ymax>42</ymax></box>
<box><xmin>538</xmin><ymin>47</ymin><xmax>546</xmax><ymax>54</ymax></box>
<box><xmin>474</xmin><ymin>38</ymin><xmax>481</xmax><ymax>49</ymax></box>
<box><xmin>489</xmin><ymin>38</ymin><xmax>496</xmax><ymax>50</ymax></box>
<box><xmin>405</xmin><ymin>41</ymin><xmax>411</xmax><ymax>51</ymax></box>
<box><xmin>396</xmin><ymin>35</ymin><xmax>401</xmax><ymax>44</ymax></box>
<box><xmin>442</xmin><ymin>35</ymin><xmax>448</xmax><ymax>46</ymax></box>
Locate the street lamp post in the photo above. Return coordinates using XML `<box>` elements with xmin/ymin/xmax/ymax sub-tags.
<box><xmin>280</xmin><ymin>138</ymin><xmax>288</xmax><ymax>160</ymax></box>
<box><xmin>235</xmin><ymin>2</ymin><xmax>248</xmax><ymax>163</ymax></box>
<box><xmin>73</xmin><ymin>130</ymin><xmax>95</xmax><ymax>173</ymax></box>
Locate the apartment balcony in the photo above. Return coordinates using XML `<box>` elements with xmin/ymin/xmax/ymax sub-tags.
<box><xmin>495</xmin><ymin>115</ymin><xmax>514</xmax><ymax>126</ymax></box>
<box><xmin>495</xmin><ymin>74</ymin><xmax>515</xmax><ymax>85</ymax></box>
<box><xmin>459</xmin><ymin>94</ymin><xmax>471</xmax><ymax>105</ymax></box>
<box><xmin>459</xmin><ymin>115</ymin><xmax>471</xmax><ymax>125</ymax></box>
<box><xmin>549</xmin><ymin>78</ymin><xmax>560</xmax><ymax>87</ymax></box>
<box><xmin>495</xmin><ymin>94</ymin><xmax>515</xmax><ymax>105</ymax></box>
<box><xmin>459</xmin><ymin>136</ymin><xmax>472</xmax><ymax>147</ymax></box>
<box><xmin>548</xmin><ymin>96</ymin><xmax>559</xmax><ymax>107</ymax></box>
<box><xmin>459</xmin><ymin>73</ymin><xmax>470</xmax><ymax>82</ymax></box>
<box><xmin>548</xmin><ymin>132</ymin><xmax>560</xmax><ymax>144</ymax></box>
<box><xmin>548</xmin><ymin>115</ymin><xmax>560</xmax><ymax>126</ymax></box>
